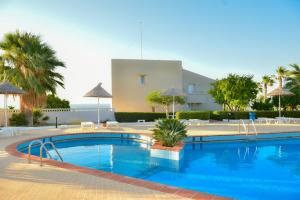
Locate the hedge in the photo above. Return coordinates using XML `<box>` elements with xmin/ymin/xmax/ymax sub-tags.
<box><xmin>176</xmin><ymin>111</ymin><xmax>300</xmax><ymax>120</ymax></box>
<box><xmin>115</xmin><ymin>112</ymin><xmax>166</xmax><ymax>122</ymax></box>
<box><xmin>176</xmin><ymin>111</ymin><xmax>211</xmax><ymax>120</ymax></box>
<box><xmin>115</xmin><ymin>111</ymin><xmax>300</xmax><ymax>122</ymax></box>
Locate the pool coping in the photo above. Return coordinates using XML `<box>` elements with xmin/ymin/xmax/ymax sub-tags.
<box><xmin>5</xmin><ymin>132</ymin><xmax>231</xmax><ymax>200</ymax></box>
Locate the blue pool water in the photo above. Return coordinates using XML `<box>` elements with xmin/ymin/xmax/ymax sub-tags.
<box><xmin>20</xmin><ymin>136</ymin><xmax>300</xmax><ymax>200</ymax></box>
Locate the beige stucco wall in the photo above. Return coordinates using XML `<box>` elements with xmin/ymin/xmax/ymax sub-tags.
<box><xmin>112</xmin><ymin>59</ymin><xmax>183</xmax><ymax>112</ymax></box>
<box><xmin>182</xmin><ymin>70</ymin><xmax>222</xmax><ymax>111</ymax></box>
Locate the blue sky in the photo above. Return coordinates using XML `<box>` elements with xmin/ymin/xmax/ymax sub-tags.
<box><xmin>0</xmin><ymin>0</ymin><xmax>300</xmax><ymax>105</ymax></box>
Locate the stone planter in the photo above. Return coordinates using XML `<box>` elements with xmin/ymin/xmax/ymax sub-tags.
<box><xmin>150</xmin><ymin>142</ymin><xmax>184</xmax><ymax>161</ymax></box>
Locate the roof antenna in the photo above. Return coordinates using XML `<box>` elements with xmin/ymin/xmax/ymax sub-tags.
<box><xmin>139</xmin><ymin>21</ymin><xmax>143</xmax><ymax>59</ymax></box>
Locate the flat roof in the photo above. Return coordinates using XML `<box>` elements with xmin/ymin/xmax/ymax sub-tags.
<box><xmin>111</xmin><ymin>58</ymin><xmax>182</xmax><ymax>62</ymax></box>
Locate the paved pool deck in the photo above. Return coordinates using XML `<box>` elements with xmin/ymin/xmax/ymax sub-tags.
<box><xmin>1</xmin><ymin>123</ymin><xmax>300</xmax><ymax>200</ymax></box>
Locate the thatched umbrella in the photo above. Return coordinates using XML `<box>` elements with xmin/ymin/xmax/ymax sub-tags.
<box><xmin>0</xmin><ymin>82</ymin><xmax>25</xmax><ymax>127</ymax></box>
<box><xmin>162</xmin><ymin>88</ymin><xmax>186</xmax><ymax>119</ymax></box>
<box><xmin>267</xmin><ymin>87</ymin><xmax>294</xmax><ymax>117</ymax></box>
<box><xmin>84</xmin><ymin>83</ymin><xmax>112</xmax><ymax>127</ymax></box>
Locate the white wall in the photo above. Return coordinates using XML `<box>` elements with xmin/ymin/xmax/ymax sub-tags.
<box><xmin>43</xmin><ymin>108</ymin><xmax>115</xmax><ymax>124</ymax></box>
<box><xmin>0</xmin><ymin>108</ymin><xmax>116</xmax><ymax>126</ymax></box>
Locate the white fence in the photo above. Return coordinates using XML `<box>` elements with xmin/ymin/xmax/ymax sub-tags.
<box><xmin>0</xmin><ymin>108</ymin><xmax>116</xmax><ymax>125</ymax></box>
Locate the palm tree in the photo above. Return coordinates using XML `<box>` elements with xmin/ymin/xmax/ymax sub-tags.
<box><xmin>0</xmin><ymin>30</ymin><xmax>65</xmax><ymax>124</ymax></box>
<box><xmin>275</xmin><ymin>66</ymin><xmax>287</xmax><ymax>89</ymax></box>
<box><xmin>261</xmin><ymin>75</ymin><xmax>274</xmax><ymax>101</ymax></box>
<box><xmin>287</xmin><ymin>64</ymin><xmax>300</xmax><ymax>87</ymax></box>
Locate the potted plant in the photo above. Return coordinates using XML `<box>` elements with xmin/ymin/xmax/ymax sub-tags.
<box><xmin>151</xmin><ymin>119</ymin><xmax>187</xmax><ymax>160</ymax></box>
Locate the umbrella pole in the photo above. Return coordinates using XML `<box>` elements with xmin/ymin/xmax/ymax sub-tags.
<box><xmin>172</xmin><ymin>96</ymin><xmax>175</xmax><ymax>119</ymax></box>
<box><xmin>97</xmin><ymin>97</ymin><xmax>100</xmax><ymax>128</ymax></box>
<box><xmin>279</xmin><ymin>94</ymin><xmax>281</xmax><ymax>118</ymax></box>
<box><xmin>4</xmin><ymin>94</ymin><xmax>8</xmax><ymax>127</ymax></box>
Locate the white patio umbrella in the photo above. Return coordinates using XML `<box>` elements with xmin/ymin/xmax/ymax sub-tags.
<box><xmin>162</xmin><ymin>88</ymin><xmax>186</xmax><ymax>119</ymax></box>
<box><xmin>84</xmin><ymin>83</ymin><xmax>112</xmax><ymax>127</ymax></box>
<box><xmin>267</xmin><ymin>87</ymin><xmax>294</xmax><ymax>117</ymax></box>
<box><xmin>0</xmin><ymin>82</ymin><xmax>24</xmax><ymax>127</ymax></box>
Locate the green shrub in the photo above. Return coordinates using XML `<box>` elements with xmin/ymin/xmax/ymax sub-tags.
<box><xmin>180</xmin><ymin>110</ymin><xmax>300</xmax><ymax>121</ymax></box>
<box><xmin>251</xmin><ymin>99</ymin><xmax>273</xmax><ymax>111</ymax></box>
<box><xmin>210</xmin><ymin>111</ymin><xmax>223</xmax><ymax>120</ymax></box>
<box><xmin>33</xmin><ymin>110</ymin><xmax>49</xmax><ymax>125</ymax></box>
<box><xmin>176</xmin><ymin>111</ymin><xmax>211</xmax><ymax>120</ymax></box>
<box><xmin>46</xmin><ymin>94</ymin><xmax>70</xmax><ymax>108</ymax></box>
<box><xmin>115</xmin><ymin>112</ymin><xmax>166</xmax><ymax>122</ymax></box>
<box><xmin>255</xmin><ymin>111</ymin><xmax>278</xmax><ymax>118</ymax></box>
<box><xmin>232</xmin><ymin>111</ymin><xmax>249</xmax><ymax>119</ymax></box>
<box><xmin>281</xmin><ymin>111</ymin><xmax>300</xmax><ymax>118</ymax></box>
<box><xmin>176</xmin><ymin>111</ymin><xmax>249</xmax><ymax>120</ymax></box>
<box><xmin>115</xmin><ymin>111</ymin><xmax>300</xmax><ymax>122</ymax></box>
<box><xmin>9</xmin><ymin>113</ymin><xmax>28</xmax><ymax>126</ymax></box>
<box><xmin>153</xmin><ymin>119</ymin><xmax>187</xmax><ymax>147</ymax></box>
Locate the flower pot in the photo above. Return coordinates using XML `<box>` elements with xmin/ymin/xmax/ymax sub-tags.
<box><xmin>150</xmin><ymin>142</ymin><xmax>184</xmax><ymax>160</ymax></box>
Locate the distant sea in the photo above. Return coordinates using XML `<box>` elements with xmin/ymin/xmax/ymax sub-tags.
<box><xmin>70</xmin><ymin>104</ymin><xmax>111</xmax><ymax>109</ymax></box>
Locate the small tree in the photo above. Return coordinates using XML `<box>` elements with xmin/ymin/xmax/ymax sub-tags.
<box><xmin>146</xmin><ymin>91</ymin><xmax>185</xmax><ymax>117</ymax></box>
<box><xmin>209</xmin><ymin>74</ymin><xmax>258</xmax><ymax>111</ymax></box>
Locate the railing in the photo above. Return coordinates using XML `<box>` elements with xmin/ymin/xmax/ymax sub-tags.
<box><xmin>28</xmin><ymin>140</ymin><xmax>44</xmax><ymax>163</ymax></box>
<box><xmin>40</xmin><ymin>142</ymin><xmax>63</xmax><ymax>166</ymax></box>
<box><xmin>238</xmin><ymin>119</ymin><xmax>258</xmax><ymax>136</ymax></box>
<box><xmin>27</xmin><ymin>140</ymin><xmax>63</xmax><ymax>166</ymax></box>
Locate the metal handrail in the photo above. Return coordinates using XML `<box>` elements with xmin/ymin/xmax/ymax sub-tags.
<box><xmin>238</xmin><ymin>120</ymin><xmax>247</xmax><ymax>134</ymax></box>
<box><xmin>250</xmin><ymin>120</ymin><xmax>258</xmax><ymax>135</ymax></box>
<box><xmin>40</xmin><ymin>142</ymin><xmax>63</xmax><ymax>166</ymax></box>
<box><xmin>28</xmin><ymin>140</ymin><xmax>43</xmax><ymax>163</ymax></box>
<box><xmin>238</xmin><ymin>119</ymin><xmax>257</xmax><ymax>136</ymax></box>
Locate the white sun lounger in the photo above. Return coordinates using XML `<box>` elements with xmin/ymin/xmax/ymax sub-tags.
<box><xmin>257</xmin><ymin>118</ymin><xmax>278</xmax><ymax>124</ymax></box>
<box><xmin>81</xmin><ymin>122</ymin><xmax>95</xmax><ymax>129</ymax></box>
<box><xmin>288</xmin><ymin>118</ymin><xmax>300</xmax><ymax>123</ymax></box>
<box><xmin>275</xmin><ymin>117</ymin><xmax>299</xmax><ymax>124</ymax></box>
<box><xmin>185</xmin><ymin>119</ymin><xmax>209</xmax><ymax>126</ymax></box>
<box><xmin>107</xmin><ymin>121</ymin><xmax>119</xmax><ymax>128</ymax></box>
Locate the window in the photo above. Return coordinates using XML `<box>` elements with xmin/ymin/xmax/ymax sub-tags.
<box><xmin>139</xmin><ymin>75</ymin><xmax>146</xmax><ymax>85</ymax></box>
<box><xmin>188</xmin><ymin>84</ymin><xmax>195</xmax><ymax>94</ymax></box>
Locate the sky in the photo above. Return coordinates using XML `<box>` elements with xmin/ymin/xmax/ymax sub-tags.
<box><xmin>0</xmin><ymin>0</ymin><xmax>300</xmax><ymax>107</ymax></box>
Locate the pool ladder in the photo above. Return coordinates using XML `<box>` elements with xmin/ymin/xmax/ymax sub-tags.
<box><xmin>28</xmin><ymin>140</ymin><xmax>63</xmax><ymax>166</ymax></box>
<box><xmin>238</xmin><ymin>119</ymin><xmax>257</xmax><ymax>136</ymax></box>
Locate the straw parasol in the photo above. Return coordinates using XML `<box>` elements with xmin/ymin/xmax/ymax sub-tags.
<box><xmin>267</xmin><ymin>87</ymin><xmax>294</xmax><ymax>117</ymax></box>
<box><xmin>162</xmin><ymin>88</ymin><xmax>186</xmax><ymax>119</ymax></box>
<box><xmin>84</xmin><ymin>83</ymin><xmax>112</xmax><ymax>127</ymax></box>
<box><xmin>0</xmin><ymin>82</ymin><xmax>25</xmax><ymax>127</ymax></box>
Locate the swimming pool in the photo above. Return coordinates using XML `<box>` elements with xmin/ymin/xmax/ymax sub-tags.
<box><xmin>17</xmin><ymin>133</ymin><xmax>300</xmax><ymax>200</ymax></box>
